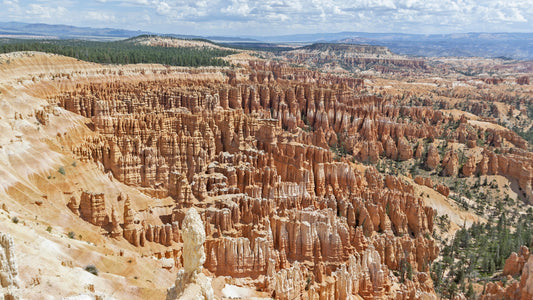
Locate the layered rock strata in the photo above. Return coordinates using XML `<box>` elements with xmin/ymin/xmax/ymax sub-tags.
<box><xmin>79</xmin><ymin>191</ymin><xmax>108</xmax><ymax>227</ymax></box>
<box><xmin>47</xmin><ymin>60</ymin><xmax>533</xmax><ymax>298</ymax></box>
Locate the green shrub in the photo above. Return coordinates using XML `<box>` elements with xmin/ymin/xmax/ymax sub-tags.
<box><xmin>58</xmin><ymin>166</ymin><xmax>65</xmax><ymax>175</ymax></box>
<box><xmin>84</xmin><ymin>265</ymin><xmax>98</xmax><ymax>276</ymax></box>
<box><xmin>11</xmin><ymin>216</ymin><xmax>19</xmax><ymax>224</ymax></box>
<box><xmin>67</xmin><ymin>231</ymin><xmax>75</xmax><ymax>239</ymax></box>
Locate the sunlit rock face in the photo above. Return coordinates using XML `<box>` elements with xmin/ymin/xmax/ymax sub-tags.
<box><xmin>166</xmin><ymin>208</ymin><xmax>213</xmax><ymax>300</ymax></box>
<box><xmin>0</xmin><ymin>233</ymin><xmax>19</xmax><ymax>299</ymax></box>
<box><xmin>38</xmin><ymin>56</ymin><xmax>533</xmax><ymax>299</ymax></box>
<box><xmin>1</xmin><ymin>46</ymin><xmax>532</xmax><ymax>300</ymax></box>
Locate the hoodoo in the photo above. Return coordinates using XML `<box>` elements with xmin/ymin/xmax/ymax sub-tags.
<box><xmin>166</xmin><ymin>208</ymin><xmax>214</xmax><ymax>300</ymax></box>
<box><xmin>0</xmin><ymin>24</ymin><xmax>531</xmax><ymax>299</ymax></box>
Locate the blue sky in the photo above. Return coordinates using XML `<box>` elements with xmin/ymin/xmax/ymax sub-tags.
<box><xmin>2</xmin><ymin>0</ymin><xmax>532</xmax><ymax>36</ymax></box>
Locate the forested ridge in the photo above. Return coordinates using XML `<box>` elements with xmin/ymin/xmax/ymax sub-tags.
<box><xmin>0</xmin><ymin>37</ymin><xmax>235</xmax><ymax>67</ymax></box>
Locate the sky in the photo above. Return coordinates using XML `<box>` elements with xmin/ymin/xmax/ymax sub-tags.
<box><xmin>1</xmin><ymin>0</ymin><xmax>532</xmax><ymax>36</ymax></box>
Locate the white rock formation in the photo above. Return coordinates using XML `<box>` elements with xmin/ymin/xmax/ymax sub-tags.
<box><xmin>166</xmin><ymin>208</ymin><xmax>214</xmax><ymax>300</ymax></box>
<box><xmin>332</xmin><ymin>245</ymin><xmax>389</xmax><ymax>299</ymax></box>
<box><xmin>269</xmin><ymin>261</ymin><xmax>307</xmax><ymax>300</ymax></box>
<box><xmin>0</xmin><ymin>232</ymin><xmax>20</xmax><ymax>299</ymax></box>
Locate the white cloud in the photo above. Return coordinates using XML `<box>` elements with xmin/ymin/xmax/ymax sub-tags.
<box><xmin>86</xmin><ymin>11</ymin><xmax>116</xmax><ymax>22</ymax></box>
<box><xmin>1</xmin><ymin>0</ymin><xmax>531</xmax><ymax>35</ymax></box>
<box><xmin>3</xmin><ymin>0</ymin><xmax>21</xmax><ymax>13</ymax></box>
<box><xmin>25</xmin><ymin>4</ymin><xmax>67</xmax><ymax>19</ymax></box>
<box><xmin>94</xmin><ymin>0</ymin><xmax>150</xmax><ymax>4</ymax></box>
<box><xmin>221</xmin><ymin>0</ymin><xmax>251</xmax><ymax>16</ymax></box>
<box><xmin>155</xmin><ymin>1</ymin><xmax>171</xmax><ymax>15</ymax></box>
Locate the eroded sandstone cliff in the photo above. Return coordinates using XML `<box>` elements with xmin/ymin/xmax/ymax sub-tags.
<box><xmin>43</xmin><ymin>60</ymin><xmax>443</xmax><ymax>298</ymax></box>
<box><xmin>2</xmin><ymin>49</ymin><xmax>531</xmax><ymax>299</ymax></box>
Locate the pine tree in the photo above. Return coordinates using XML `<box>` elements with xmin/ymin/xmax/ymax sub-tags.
<box><xmin>465</xmin><ymin>283</ymin><xmax>475</xmax><ymax>299</ymax></box>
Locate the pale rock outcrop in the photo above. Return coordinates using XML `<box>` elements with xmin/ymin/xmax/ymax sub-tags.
<box><xmin>122</xmin><ymin>196</ymin><xmax>144</xmax><ymax>247</ymax></box>
<box><xmin>166</xmin><ymin>208</ymin><xmax>214</xmax><ymax>300</ymax></box>
<box><xmin>110</xmin><ymin>206</ymin><xmax>123</xmax><ymax>238</ymax></box>
<box><xmin>332</xmin><ymin>245</ymin><xmax>391</xmax><ymax>299</ymax></box>
<box><xmin>0</xmin><ymin>233</ymin><xmax>19</xmax><ymax>299</ymax></box>
<box><xmin>268</xmin><ymin>261</ymin><xmax>309</xmax><ymax>300</ymax></box>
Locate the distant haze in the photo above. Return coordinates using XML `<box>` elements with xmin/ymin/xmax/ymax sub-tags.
<box><xmin>1</xmin><ymin>0</ymin><xmax>531</xmax><ymax>36</ymax></box>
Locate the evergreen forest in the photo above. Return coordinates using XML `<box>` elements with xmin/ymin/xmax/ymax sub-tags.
<box><xmin>0</xmin><ymin>37</ymin><xmax>235</xmax><ymax>67</ymax></box>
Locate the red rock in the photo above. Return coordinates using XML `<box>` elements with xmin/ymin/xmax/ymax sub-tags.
<box><xmin>426</xmin><ymin>145</ymin><xmax>440</xmax><ymax>170</ymax></box>
<box><xmin>461</xmin><ymin>156</ymin><xmax>476</xmax><ymax>177</ymax></box>
<box><xmin>482</xmin><ymin>246</ymin><xmax>533</xmax><ymax>300</ymax></box>
<box><xmin>67</xmin><ymin>195</ymin><xmax>80</xmax><ymax>216</ymax></box>
<box><xmin>517</xmin><ymin>76</ymin><xmax>530</xmax><ymax>85</ymax></box>
<box><xmin>79</xmin><ymin>191</ymin><xmax>107</xmax><ymax>227</ymax></box>
<box><xmin>435</xmin><ymin>184</ymin><xmax>450</xmax><ymax>197</ymax></box>
<box><xmin>503</xmin><ymin>246</ymin><xmax>530</xmax><ymax>276</ymax></box>
<box><xmin>397</xmin><ymin>137</ymin><xmax>413</xmax><ymax>161</ymax></box>
<box><xmin>442</xmin><ymin>150</ymin><xmax>459</xmax><ymax>177</ymax></box>
<box><xmin>48</xmin><ymin>62</ymin><xmax>446</xmax><ymax>298</ymax></box>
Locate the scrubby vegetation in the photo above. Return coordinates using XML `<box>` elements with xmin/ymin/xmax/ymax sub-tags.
<box><xmin>84</xmin><ymin>264</ymin><xmax>99</xmax><ymax>276</ymax></box>
<box><xmin>0</xmin><ymin>37</ymin><xmax>235</xmax><ymax>67</ymax></box>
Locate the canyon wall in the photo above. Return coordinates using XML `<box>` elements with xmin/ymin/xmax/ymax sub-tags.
<box><xmin>43</xmin><ymin>60</ymin><xmax>533</xmax><ymax>298</ymax></box>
